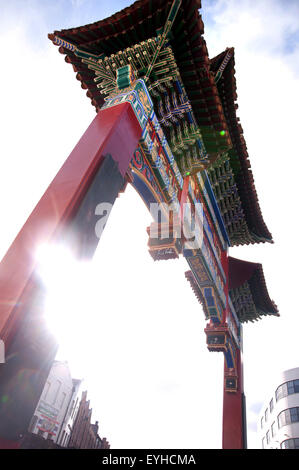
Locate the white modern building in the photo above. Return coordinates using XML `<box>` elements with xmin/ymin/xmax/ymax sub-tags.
<box><xmin>28</xmin><ymin>360</ymin><xmax>81</xmax><ymax>446</ymax></box>
<box><xmin>258</xmin><ymin>367</ymin><xmax>299</xmax><ymax>449</ymax></box>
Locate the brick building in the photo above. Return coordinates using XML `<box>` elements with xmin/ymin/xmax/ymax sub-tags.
<box><xmin>68</xmin><ymin>391</ymin><xmax>110</xmax><ymax>449</ymax></box>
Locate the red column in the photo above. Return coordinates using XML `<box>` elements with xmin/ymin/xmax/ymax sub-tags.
<box><xmin>221</xmin><ymin>249</ymin><xmax>246</xmax><ymax>448</ymax></box>
<box><xmin>0</xmin><ymin>102</ymin><xmax>142</xmax><ymax>444</ymax></box>
<box><xmin>222</xmin><ymin>348</ymin><xmax>245</xmax><ymax>449</ymax></box>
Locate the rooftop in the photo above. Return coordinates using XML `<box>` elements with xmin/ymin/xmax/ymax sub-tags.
<box><xmin>49</xmin><ymin>0</ymin><xmax>273</xmax><ymax>246</ymax></box>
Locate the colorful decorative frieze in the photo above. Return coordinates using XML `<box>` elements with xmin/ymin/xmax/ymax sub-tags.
<box><xmin>186</xmin><ymin>234</ymin><xmax>226</xmax><ymax>307</ymax></box>
<box><xmin>185</xmin><ymin>251</ymin><xmax>226</xmax><ymax>324</ymax></box>
<box><xmin>102</xmin><ymin>79</ymin><xmax>154</xmax><ymax>132</ymax></box>
<box><xmin>202</xmin><ymin>286</ymin><xmax>223</xmax><ymax>323</ymax></box>
<box><xmin>196</xmin><ymin>172</ymin><xmax>228</xmax><ymax>250</ymax></box>
<box><xmin>130</xmin><ymin>148</ymin><xmax>165</xmax><ymax>206</ymax></box>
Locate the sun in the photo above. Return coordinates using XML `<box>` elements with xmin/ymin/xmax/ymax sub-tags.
<box><xmin>35</xmin><ymin>243</ymin><xmax>99</xmax><ymax>353</ymax></box>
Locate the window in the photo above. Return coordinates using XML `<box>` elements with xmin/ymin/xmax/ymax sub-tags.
<box><xmin>43</xmin><ymin>381</ymin><xmax>51</xmax><ymax>400</ymax></box>
<box><xmin>271</xmin><ymin>421</ymin><xmax>276</xmax><ymax>438</ymax></box>
<box><xmin>261</xmin><ymin>416</ymin><xmax>264</xmax><ymax>429</ymax></box>
<box><xmin>276</xmin><ymin>382</ymin><xmax>288</xmax><ymax>401</ymax></box>
<box><xmin>266</xmin><ymin>430</ymin><xmax>270</xmax><ymax>445</ymax></box>
<box><xmin>60</xmin><ymin>392</ymin><xmax>66</xmax><ymax>409</ymax></box>
<box><xmin>71</xmin><ymin>397</ymin><xmax>78</xmax><ymax>419</ymax></box>
<box><xmin>281</xmin><ymin>438</ymin><xmax>299</xmax><ymax>449</ymax></box>
<box><xmin>278</xmin><ymin>407</ymin><xmax>299</xmax><ymax>428</ymax></box>
<box><xmin>262</xmin><ymin>437</ymin><xmax>265</xmax><ymax>449</ymax></box>
<box><xmin>265</xmin><ymin>408</ymin><xmax>269</xmax><ymax>422</ymax></box>
<box><xmin>270</xmin><ymin>398</ymin><xmax>274</xmax><ymax>413</ymax></box>
<box><xmin>287</xmin><ymin>379</ymin><xmax>299</xmax><ymax>395</ymax></box>
<box><xmin>290</xmin><ymin>407</ymin><xmax>299</xmax><ymax>423</ymax></box>
<box><xmin>288</xmin><ymin>382</ymin><xmax>294</xmax><ymax>394</ymax></box>
<box><xmin>276</xmin><ymin>379</ymin><xmax>299</xmax><ymax>402</ymax></box>
<box><xmin>69</xmin><ymin>399</ymin><xmax>75</xmax><ymax>417</ymax></box>
<box><xmin>278</xmin><ymin>410</ymin><xmax>287</xmax><ymax>428</ymax></box>
<box><xmin>52</xmin><ymin>380</ymin><xmax>62</xmax><ymax>405</ymax></box>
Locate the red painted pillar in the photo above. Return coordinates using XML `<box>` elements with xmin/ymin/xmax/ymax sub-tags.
<box><xmin>221</xmin><ymin>249</ymin><xmax>246</xmax><ymax>448</ymax></box>
<box><xmin>0</xmin><ymin>102</ymin><xmax>142</xmax><ymax>444</ymax></box>
<box><xmin>222</xmin><ymin>347</ymin><xmax>246</xmax><ymax>449</ymax></box>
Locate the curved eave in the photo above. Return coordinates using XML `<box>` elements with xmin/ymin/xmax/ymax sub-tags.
<box><xmin>48</xmin><ymin>0</ymin><xmax>231</xmax><ymax>153</ymax></box>
<box><xmin>248</xmin><ymin>265</ymin><xmax>279</xmax><ymax>316</ymax></box>
<box><xmin>228</xmin><ymin>256</ymin><xmax>279</xmax><ymax>320</ymax></box>
<box><xmin>211</xmin><ymin>49</ymin><xmax>273</xmax><ymax>244</ymax></box>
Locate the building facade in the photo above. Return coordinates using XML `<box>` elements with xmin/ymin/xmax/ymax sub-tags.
<box><xmin>27</xmin><ymin>362</ymin><xmax>109</xmax><ymax>449</ymax></box>
<box><xmin>68</xmin><ymin>390</ymin><xmax>110</xmax><ymax>449</ymax></box>
<box><xmin>259</xmin><ymin>367</ymin><xmax>299</xmax><ymax>449</ymax></box>
<box><xmin>56</xmin><ymin>377</ymin><xmax>81</xmax><ymax>447</ymax></box>
<box><xmin>28</xmin><ymin>360</ymin><xmax>80</xmax><ymax>444</ymax></box>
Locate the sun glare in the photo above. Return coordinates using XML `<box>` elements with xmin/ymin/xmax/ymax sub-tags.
<box><xmin>35</xmin><ymin>243</ymin><xmax>98</xmax><ymax>351</ymax></box>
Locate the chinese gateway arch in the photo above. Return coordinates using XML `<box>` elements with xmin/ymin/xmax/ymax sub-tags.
<box><xmin>0</xmin><ymin>0</ymin><xmax>278</xmax><ymax>449</ymax></box>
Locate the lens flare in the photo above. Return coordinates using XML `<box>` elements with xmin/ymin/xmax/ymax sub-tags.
<box><xmin>35</xmin><ymin>243</ymin><xmax>98</xmax><ymax>351</ymax></box>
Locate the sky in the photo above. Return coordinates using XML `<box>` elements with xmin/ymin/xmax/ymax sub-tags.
<box><xmin>0</xmin><ymin>0</ymin><xmax>299</xmax><ymax>449</ymax></box>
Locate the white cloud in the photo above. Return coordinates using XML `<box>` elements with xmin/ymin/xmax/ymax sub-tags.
<box><xmin>204</xmin><ymin>1</ymin><xmax>299</xmax><ymax>55</ymax></box>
